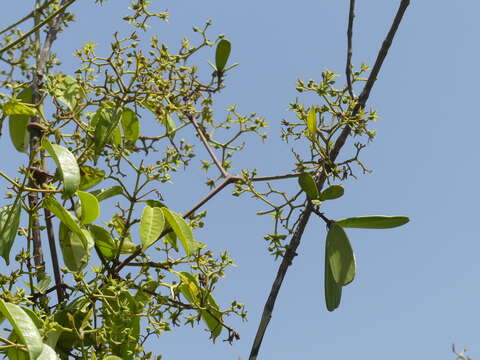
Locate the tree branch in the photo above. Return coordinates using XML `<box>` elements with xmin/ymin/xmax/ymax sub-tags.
<box><xmin>345</xmin><ymin>0</ymin><xmax>356</xmax><ymax>98</ymax></box>
<box><xmin>248</xmin><ymin>1</ymin><xmax>410</xmax><ymax>359</ymax></box>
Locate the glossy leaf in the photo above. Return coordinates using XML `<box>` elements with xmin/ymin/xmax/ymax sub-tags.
<box><xmin>215</xmin><ymin>39</ymin><xmax>231</xmax><ymax>72</ymax></box>
<box><xmin>8</xmin><ymin>87</ymin><xmax>33</xmax><ymax>153</ymax></box>
<box><xmin>77</xmin><ymin>191</ymin><xmax>100</xmax><ymax>224</ymax></box>
<box><xmin>0</xmin><ymin>299</ymin><xmax>43</xmax><ymax>360</ymax></box>
<box><xmin>319</xmin><ymin>184</ymin><xmax>344</xmax><ymax>201</ymax></box>
<box><xmin>326</xmin><ymin>223</ymin><xmax>356</xmax><ymax>286</ymax></box>
<box><xmin>121</xmin><ymin>107</ymin><xmax>140</xmax><ymax>143</ymax></box>
<box><xmin>0</xmin><ymin>203</ymin><xmax>21</xmax><ymax>265</ymax></box>
<box><xmin>162</xmin><ymin>208</ymin><xmax>199</xmax><ymax>256</ymax></box>
<box><xmin>324</xmin><ymin>244</ymin><xmax>342</xmax><ymax>312</ymax></box>
<box><xmin>42</xmin><ymin>138</ymin><xmax>80</xmax><ymax>196</ymax></box>
<box><xmin>43</xmin><ymin>197</ymin><xmax>89</xmax><ymax>248</ymax></box>
<box><xmin>298</xmin><ymin>173</ymin><xmax>319</xmax><ymax>199</ymax></box>
<box><xmin>89</xmin><ymin>225</ymin><xmax>116</xmax><ymax>259</ymax></box>
<box><xmin>37</xmin><ymin>344</ymin><xmax>59</xmax><ymax>360</ymax></box>
<box><xmin>335</xmin><ymin>216</ymin><xmax>410</xmax><ymax>229</ymax></box>
<box><xmin>58</xmin><ymin>222</ymin><xmax>92</xmax><ymax>272</ymax></box>
<box><xmin>93</xmin><ymin>107</ymin><xmax>122</xmax><ymax>155</ymax></box>
<box><xmin>54</xmin><ymin>75</ymin><xmax>85</xmax><ymax>111</ymax></box>
<box><xmin>79</xmin><ymin>166</ymin><xmax>105</xmax><ymax>190</ymax></box>
<box><xmin>140</xmin><ymin>205</ymin><xmax>165</xmax><ymax>250</ymax></box>
<box><xmin>306</xmin><ymin>107</ymin><xmax>317</xmax><ymax>138</ymax></box>
<box><xmin>91</xmin><ymin>186</ymin><xmax>124</xmax><ymax>202</ymax></box>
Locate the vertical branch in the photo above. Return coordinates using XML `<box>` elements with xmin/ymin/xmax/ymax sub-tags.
<box><xmin>43</xmin><ymin>204</ymin><xmax>64</xmax><ymax>302</ymax></box>
<box><xmin>345</xmin><ymin>0</ymin><xmax>356</xmax><ymax>98</ymax></box>
<box><xmin>248</xmin><ymin>1</ymin><xmax>410</xmax><ymax>359</ymax></box>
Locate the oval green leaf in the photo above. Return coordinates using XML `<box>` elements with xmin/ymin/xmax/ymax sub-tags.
<box><xmin>162</xmin><ymin>208</ymin><xmax>198</xmax><ymax>257</ymax></box>
<box><xmin>319</xmin><ymin>184</ymin><xmax>344</xmax><ymax>201</ymax></box>
<box><xmin>92</xmin><ymin>106</ymin><xmax>122</xmax><ymax>156</ymax></box>
<box><xmin>37</xmin><ymin>344</ymin><xmax>59</xmax><ymax>360</ymax></box>
<box><xmin>298</xmin><ymin>173</ymin><xmax>319</xmax><ymax>200</ymax></box>
<box><xmin>335</xmin><ymin>215</ymin><xmax>410</xmax><ymax>229</ymax></box>
<box><xmin>140</xmin><ymin>205</ymin><xmax>165</xmax><ymax>250</ymax></box>
<box><xmin>8</xmin><ymin>86</ymin><xmax>33</xmax><ymax>153</ymax></box>
<box><xmin>89</xmin><ymin>225</ymin><xmax>116</xmax><ymax>259</ymax></box>
<box><xmin>324</xmin><ymin>244</ymin><xmax>342</xmax><ymax>312</ymax></box>
<box><xmin>121</xmin><ymin>107</ymin><xmax>140</xmax><ymax>143</ymax></box>
<box><xmin>54</xmin><ymin>75</ymin><xmax>85</xmax><ymax>111</ymax></box>
<box><xmin>0</xmin><ymin>203</ymin><xmax>21</xmax><ymax>265</ymax></box>
<box><xmin>58</xmin><ymin>222</ymin><xmax>92</xmax><ymax>272</ymax></box>
<box><xmin>326</xmin><ymin>223</ymin><xmax>356</xmax><ymax>286</ymax></box>
<box><xmin>42</xmin><ymin>138</ymin><xmax>80</xmax><ymax>196</ymax></box>
<box><xmin>306</xmin><ymin>107</ymin><xmax>317</xmax><ymax>138</ymax></box>
<box><xmin>77</xmin><ymin>191</ymin><xmax>100</xmax><ymax>224</ymax></box>
<box><xmin>91</xmin><ymin>186</ymin><xmax>124</xmax><ymax>202</ymax></box>
<box><xmin>0</xmin><ymin>299</ymin><xmax>43</xmax><ymax>360</ymax></box>
<box><xmin>79</xmin><ymin>166</ymin><xmax>105</xmax><ymax>190</ymax></box>
<box><xmin>215</xmin><ymin>39</ymin><xmax>231</xmax><ymax>72</ymax></box>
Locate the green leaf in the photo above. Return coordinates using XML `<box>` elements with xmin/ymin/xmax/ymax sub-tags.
<box><xmin>104</xmin><ymin>356</ymin><xmax>123</xmax><ymax>360</ymax></box>
<box><xmin>215</xmin><ymin>39</ymin><xmax>231</xmax><ymax>72</ymax></box>
<box><xmin>140</xmin><ymin>205</ymin><xmax>165</xmax><ymax>250</ymax></box>
<box><xmin>0</xmin><ymin>299</ymin><xmax>43</xmax><ymax>360</ymax></box>
<box><xmin>324</xmin><ymin>243</ymin><xmax>342</xmax><ymax>312</ymax></box>
<box><xmin>326</xmin><ymin>223</ymin><xmax>356</xmax><ymax>286</ymax></box>
<box><xmin>0</xmin><ymin>203</ymin><xmax>21</xmax><ymax>265</ymax></box>
<box><xmin>89</xmin><ymin>225</ymin><xmax>116</xmax><ymax>259</ymax></box>
<box><xmin>162</xmin><ymin>208</ymin><xmax>199</xmax><ymax>256</ymax></box>
<box><xmin>42</xmin><ymin>138</ymin><xmax>80</xmax><ymax>196</ymax></box>
<box><xmin>79</xmin><ymin>166</ymin><xmax>105</xmax><ymax>190</ymax></box>
<box><xmin>91</xmin><ymin>186</ymin><xmax>124</xmax><ymax>202</ymax></box>
<box><xmin>54</xmin><ymin>75</ymin><xmax>85</xmax><ymax>111</ymax></box>
<box><xmin>58</xmin><ymin>222</ymin><xmax>92</xmax><ymax>272</ymax></box>
<box><xmin>306</xmin><ymin>107</ymin><xmax>317</xmax><ymax>138</ymax></box>
<box><xmin>163</xmin><ymin>231</ymin><xmax>178</xmax><ymax>252</ymax></box>
<box><xmin>319</xmin><ymin>184</ymin><xmax>344</xmax><ymax>201</ymax></box>
<box><xmin>92</xmin><ymin>107</ymin><xmax>122</xmax><ymax>155</ymax></box>
<box><xmin>8</xmin><ymin>87</ymin><xmax>33</xmax><ymax>153</ymax></box>
<box><xmin>335</xmin><ymin>216</ymin><xmax>410</xmax><ymax>229</ymax></box>
<box><xmin>178</xmin><ymin>272</ymin><xmax>222</xmax><ymax>339</ymax></box>
<box><xmin>121</xmin><ymin>108</ymin><xmax>140</xmax><ymax>143</ymax></box>
<box><xmin>298</xmin><ymin>173</ymin><xmax>319</xmax><ymax>199</ymax></box>
<box><xmin>37</xmin><ymin>344</ymin><xmax>59</xmax><ymax>360</ymax></box>
<box><xmin>77</xmin><ymin>191</ymin><xmax>100</xmax><ymax>224</ymax></box>
<box><xmin>4</xmin><ymin>100</ymin><xmax>36</xmax><ymax>116</ymax></box>
<box><xmin>42</xmin><ymin>196</ymin><xmax>89</xmax><ymax>248</ymax></box>
<box><xmin>163</xmin><ymin>114</ymin><xmax>176</xmax><ymax>139</ymax></box>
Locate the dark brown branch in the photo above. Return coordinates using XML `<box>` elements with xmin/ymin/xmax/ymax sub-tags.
<box><xmin>345</xmin><ymin>0</ymin><xmax>356</xmax><ymax>98</ymax></box>
<box><xmin>248</xmin><ymin>1</ymin><xmax>410</xmax><ymax>359</ymax></box>
<box><xmin>43</xmin><ymin>204</ymin><xmax>64</xmax><ymax>303</ymax></box>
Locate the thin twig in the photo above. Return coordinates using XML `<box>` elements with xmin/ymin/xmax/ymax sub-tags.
<box><xmin>345</xmin><ymin>0</ymin><xmax>356</xmax><ymax>98</ymax></box>
<box><xmin>186</xmin><ymin>113</ymin><xmax>229</xmax><ymax>178</ymax></box>
<box><xmin>0</xmin><ymin>0</ymin><xmax>54</xmax><ymax>37</ymax></box>
<box><xmin>0</xmin><ymin>0</ymin><xmax>77</xmax><ymax>55</ymax></box>
<box><xmin>248</xmin><ymin>1</ymin><xmax>410</xmax><ymax>359</ymax></box>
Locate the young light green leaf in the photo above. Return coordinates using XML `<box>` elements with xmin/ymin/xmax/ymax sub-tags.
<box><xmin>58</xmin><ymin>223</ymin><xmax>92</xmax><ymax>272</ymax></box>
<box><xmin>79</xmin><ymin>166</ymin><xmax>105</xmax><ymax>190</ymax></box>
<box><xmin>140</xmin><ymin>205</ymin><xmax>165</xmax><ymax>250</ymax></box>
<box><xmin>77</xmin><ymin>191</ymin><xmax>100</xmax><ymax>224</ymax></box>
<box><xmin>42</xmin><ymin>138</ymin><xmax>80</xmax><ymax>196</ymax></box>
<box><xmin>104</xmin><ymin>356</ymin><xmax>123</xmax><ymax>360</ymax></box>
<box><xmin>319</xmin><ymin>184</ymin><xmax>344</xmax><ymax>201</ymax></box>
<box><xmin>326</xmin><ymin>223</ymin><xmax>356</xmax><ymax>286</ymax></box>
<box><xmin>53</xmin><ymin>75</ymin><xmax>85</xmax><ymax>111</ymax></box>
<box><xmin>215</xmin><ymin>39</ymin><xmax>231</xmax><ymax>72</ymax></box>
<box><xmin>43</xmin><ymin>196</ymin><xmax>89</xmax><ymax>248</ymax></box>
<box><xmin>91</xmin><ymin>186</ymin><xmax>124</xmax><ymax>202</ymax></box>
<box><xmin>121</xmin><ymin>107</ymin><xmax>140</xmax><ymax>143</ymax></box>
<box><xmin>0</xmin><ymin>299</ymin><xmax>43</xmax><ymax>360</ymax></box>
<box><xmin>3</xmin><ymin>100</ymin><xmax>36</xmax><ymax>116</ymax></box>
<box><xmin>335</xmin><ymin>216</ymin><xmax>410</xmax><ymax>229</ymax></box>
<box><xmin>0</xmin><ymin>203</ymin><xmax>21</xmax><ymax>265</ymax></box>
<box><xmin>92</xmin><ymin>107</ymin><xmax>122</xmax><ymax>155</ymax></box>
<box><xmin>306</xmin><ymin>107</ymin><xmax>317</xmax><ymax>138</ymax></box>
<box><xmin>324</xmin><ymin>244</ymin><xmax>342</xmax><ymax>312</ymax></box>
<box><xmin>89</xmin><ymin>225</ymin><xmax>116</xmax><ymax>259</ymax></box>
<box><xmin>163</xmin><ymin>231</ymin><xmax>178</xmax><ymax>252</ymax></box>
<box><xmin>298</xmin><ymin>173</ymin><xmax>319</xmax><ymax>200</ymax></box>
<box><xmin>162</xmin><ymin>208</ymin><xmax>199</xmax><ymax>256</ymax></box>
<box><xmin>8</xmin><ymin>86</ymin><xmax>33</xmax><ymax>153</ymax></box>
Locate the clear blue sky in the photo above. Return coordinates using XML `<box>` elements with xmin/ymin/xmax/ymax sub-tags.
<box><xmin>1</xmin><ymin>1</ymin><xmax>479</xmax><ymax>359</ymax></box>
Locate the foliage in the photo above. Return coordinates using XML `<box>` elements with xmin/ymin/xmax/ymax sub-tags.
<box><xmin>0</xmin><ymin>1</ymin><xmax>410</xmax><ymax>359</ymax></box>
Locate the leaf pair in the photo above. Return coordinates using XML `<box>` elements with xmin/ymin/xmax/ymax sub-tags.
<box><xmin>298</xmin><ymin>173</ymin><xmax>344</xmax><ymax>201</ymax></box>
<box><xmin>140</xmin><ymin>205</ymin><xmax>200</xmax><ymax>256</ymax></box>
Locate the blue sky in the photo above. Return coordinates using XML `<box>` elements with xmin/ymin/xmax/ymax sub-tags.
<box><xmin>1</xmin><ymin>1</ymin><xmax>479</xmax><ymax>359</ymax></box>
